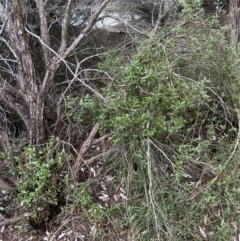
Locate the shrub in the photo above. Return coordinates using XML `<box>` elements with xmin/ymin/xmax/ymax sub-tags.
<box><xmin>67</xmin><ymin>13</ymin><xmax>240</xmax><ymax>240</ymax></box>
<box><xmin>16</xmin><ymin>137</ymin><xmax>67</xmax><ymax>211</ymax></box>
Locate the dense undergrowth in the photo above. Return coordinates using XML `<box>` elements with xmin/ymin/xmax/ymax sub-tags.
<box><xmin>1</xmin><ymin>5</ymin><xmax>240</xmax><ymax>241</ymax></box>
<box><xmin>68</xmin><ymin>11</ymin><xmax>240</xmax><ymax>240</ymax></box>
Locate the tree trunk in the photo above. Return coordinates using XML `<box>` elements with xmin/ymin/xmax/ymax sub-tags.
<box><xmin>0</xmin><ymin>0</ymin><xmax>111</xmax><ymax>145</ymax></box>
<box><xmin>13</xmin><ymin>0</ymin><xmax>47</xmax><ymax>144</ymax></box>
<box><xmin>0</xmin><ymin>0</ymin><xmax>47</xmax><ymax>144</ymax></box>
<box><xmin>28</xmin><ymin>93</ymin><xmax>46</xmax><ymax>145</ymax></box>
<box><xmin>227</xmin><ymin>0</ymin><xmax>240</xmax><ymax>45</ymax></box>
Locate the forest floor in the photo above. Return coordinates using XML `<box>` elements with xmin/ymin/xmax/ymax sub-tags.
<box><xmin>0</xmin><ymin>146</ymin><xmax>129</xmax><ymax>241</ymax></box>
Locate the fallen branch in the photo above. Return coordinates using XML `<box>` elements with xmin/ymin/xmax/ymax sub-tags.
<box><xmin>78</xmin><ymin>122</ymin><xmax>100</xmax><ymax>156</ymax></box>
<box><xmin>73</xmin><ymin>148</ymin><xmax>118</xmax><ymax>179</ymax></box>
<box><xmin>85</xmin><ymin>147</ymin><xmax>119</xmax><ymax>166</ymax></box>
<box><xmin>0</xmin><ymin>177</ymin><xmax>13</xmax><ymax>191</ymax></box>
<box><xmin>92</xmin><ymin>133</ymin><xmax>112</xmax><ymax>145</ymax></box>
<box><xmin>72</xmin><ymin>123</ymin><xmax>99</xmax><ymax>178</ymax></box>
<box><xmin>0</xmin><ymin>212</ymin><xmax>32</xmax><ymax>227</ymax></box>
<box><xmin>73</xmin><ymin>122</ymin><xmax>100</xmax><ymax>173</ymax></box>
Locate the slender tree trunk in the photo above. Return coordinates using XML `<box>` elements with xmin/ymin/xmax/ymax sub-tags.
<box><xmin>28</xmin><ymin>93</ymin><xmax>46</xmax><ymax>145</ymax></box>
<box><xmin>14</xmin><ymin>0</ymin><xmax>47</xmax><ymax>144</ymax></box>
<box><xmin>227</xmin><ymin>0</ymin><xmax>240</xmax><ymax>45</ymax></box>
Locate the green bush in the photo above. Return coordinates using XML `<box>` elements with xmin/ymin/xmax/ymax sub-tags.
<box><xmin>67</xmin><ymin>13</ymin><xmax>240</xmax><ymax>240</ymax></box>
<box><xmin>16</xmin><ymin>137</ymin><xmax>67</xmax><ymax>210</ymax></box>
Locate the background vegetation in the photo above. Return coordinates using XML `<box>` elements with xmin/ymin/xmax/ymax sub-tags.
<box><xmin>1</xmin><ymin>0</ymin><xmax>240</xmax><ymax>240</ymax></box>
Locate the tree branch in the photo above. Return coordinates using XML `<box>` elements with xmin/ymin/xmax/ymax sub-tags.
<box><xmin>85</xmin><ymin>148</ymin><xmax>119</xmax><ymax>166</ymax></box>
<box><xmin>72</xmin><ymin>123</ymin><xmax>100</xmax><ymax>173</ymax></box>
<box><xmin>0</xmin><ymin>37</ymin><xmax>19</xmax><ymax>61</ymax></box>
<box><xmin>0</xmin><ymin>212</ymin><xmax>32</xmax><ymax>227</ymax></box>
<box><xmin>25</xmin><ymin>28</ymin><xmax>107</xmax><ymax>102</ymax></box>
<box><xmin>35</xmin><ymin>0</ymin><xmax>51</xmax><ymax>66</ymax></box>
<box><xmin>78</xmin><ymin>122</ymin><xmax>99</xmax><ymax>156</ymax></box>
<box><xmin>0</xmin><ymin>3</ymin><xmax>7</xmax><ymax>23</ymax></box>
<box><xmin>0</xmin><ymin>76</ymin><xmax>30</xmax><ymax>123</ymax></box>
<box><xmin>73</xmin><ymin>148</ymin><xmax>119</xmax><ymax>179</ymax></box>
<box><xmin>59</xmin><ymin>0</ymin><xmax>73</xmax><ymax>54</ymax></box>
<box><xmin>61</xmin><ymin>0</ymin><xmax>111</xmax><ymax>59</ymax></box>
<box><xmin>150</xmin><ymin>0</ymin><xmax>165</xmax><ymax>37</ymax></box>
<box><xmin>150</xmin><ymin>0</ymin><xmax>174</xmax><ymax>37</ymax></box>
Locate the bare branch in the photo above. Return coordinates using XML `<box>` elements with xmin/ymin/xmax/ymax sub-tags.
<box><xmin>79</xmin><ymin>122</ymin><xmax>100</xmax><ymax>156</ymax></box>
<box><xmin>85</xmin><ymin>148</ymin><xmax>119</xmax><ymax>166</ymax></box>
<box><xmin>0</xmin><ymin>212</ymin><xmax>32</xmax><ymax>227</ymax></box>
<box><xmin>92</xmin><ymin>133</ymin><xmax>112</xmax><ymax>145</ymax></box>
<box><xmin>0</xmin><ymin>76</ymin><xmax>18</xmax><ymax>96</ymax></box>
<box><xmin>102</xmin><ymin>15</ymin><xmax>147</xmax><ymax>35</ymax></box>
<box><xmin>150</xmin><ymin>0</ymin><xmax>171</xmax><ymax>37</ymax></box>
<box><xmin>61</xmin><ymin>0</ymin><xmax>111</xmax><ymax>59</ymax></box>
<box><xmin>59</xmin><ymin>0</ymin><xmax>73</xmax><ymax>53</ymax></box>
<box><xmin>0</xmin><ymin>76</ymin><xmax>31</xmax><ymax>126</ymax></box>
<box><xmin>44</xmin><ymin>0</ymin><xmax>49</xmax><ymax>7</ymax></box>
<box><xmin>72</xmin><ymin>123</ymin><xmax>100</xmax><ymax>177</ymax></box>
<box><xmin>0</xmin><ymin>0</ymin><xmax>111</xmax><ymax>144</ymax></box>
<box><xmin>0</xmin><ymin>55</ymin><xmax>16</xmax><ymax>75</ymax></box>
<box><xmin>73</xmin><ymin>147</ymin><xmax>119</xmax><ymax>179</ymax></box>
<box><xmin>150</xmin><ymin>0</ymin><xmax>164</xmax><ymax>37</ymax></box>
<box><xmin>0</xmin><ymin>3</ymin><xmax>7</xmax><ymax>23</ymax></box>
<box><xmin>25</xmin><ymin>28</ymin><xmax>108</xmax><ymax>102</ymax></box>
<box><xmin>0</xmin><ymin>37</ymin><xmax>19</xmax><ymax>61</ymax></box>
<box><xmin>35</xmin><ymin>0</ymin><xmax>51</xmax><ymax>66</ymax></box>
<box><xmin>0</xmin><ymin>11</ymin><xmax>9</xmax><ymax>35</ymax></box>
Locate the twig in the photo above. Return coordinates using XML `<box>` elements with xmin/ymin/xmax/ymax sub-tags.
<box><xmin>85</xmin><ymin>148</ymin><xmax>119</xmax><ymax>166</ymax></box>
<box><xmin>73</xmin><ymin>147</ymin><xmax>118</xmax><ymax>179</ymax></box>
<box><xmin>0</xmin><ymin>177</ymin><xmax>13</xmax><ymax>191</ymax></box>
<box><xmin>137</xmin><ymin>1</ymin><xmax>175</xmax><ymax>52</ymax></box>
<box><xmin>102</xmin><ymin>14</ymin><xmax>147</xmax><ymax>35</ymax></box>
<box><xmin>146</xmin><ymin>138</ymin><xmax>161</xmax><ymax>240</ymax></box>
<box><xmin>150</xmin><ymin>0</ymin><xmax>167</xmax><ymax>37</ymax></box>
<box><xmin>209</xmin><ymin>110</ymin><xmax>240</xmax><ymax>185</ymax></box>
<box><xmin>148</xmin><ymin>139</ymin><xmax>175</xmax><ymax>172</ymax></box>
<box><xmin>92</xmin><ymin>133</ymin><xmax>112</xmax><ymax>145</ymax></box>
<box><xmin>61</xmin><ymin>0</ymin><xmax>111</xmax><ymax>59</ymax></box>
<box><xmin>0</xmin><ymin>213</ymin><xmax>6</xmax><ymax>221</ymax></box>
<box><xmin>0</xmin><ymin>212</ymin><xmax>32</xmax><ymax>227</ymax></box>
<box><xmin>57</xmin><ymin>138</ymin><xmax>89</xmax><ymax>170</ymax></box>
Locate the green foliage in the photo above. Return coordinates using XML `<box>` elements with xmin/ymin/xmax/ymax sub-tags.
<box><xmin>0</xmin><ymin>151</ymin><xmax>7</xmax><ymax>160</ymax></box>
<box><xmin>67</xmin><ymin>12</ymin><xmax>240</xmax><ymax>240</ymax></box>
<box><xmin>70</xmin><ymin>182</ymin><xmax>104</xmax><ymax>221</ymax></box>
<box><xmin>67</xmin><ymin>94</ymin><xmax>101</xmax><ymax>125</ymax></box>
<box><xmin>16</xmin><ymin>137</ymin><xmax>67</xmax><ymax>210</ymax></box>
<box><xmin>94</xmin><ymin>42</ymin><xmax>209</xmax><ymax>147</ymax></box>
<box><xmin>179</xmin><ymin>0</ymin><xmax>202</xmax><ymax>14</ymax></box>
<box><xmin>99</xmin><ymin>50</ymin><xmax>123</xmax><ymax>79</ymax></box>
<box><xmin>70</xmin><ymin>181</ymin><xmax>122</xmax><ymax>222</ymax></box>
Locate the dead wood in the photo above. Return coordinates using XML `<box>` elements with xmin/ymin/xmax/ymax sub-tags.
<box><xmin>85</xmin><ymin>148</ymin><xmax>119</xmax><ymax>166</ymax></box>
<box><xmin>0</xmin><ymin>212</ymin><xmax>32</xmax><ymax>227</ymax></box>
<box><xmin>78</xmin><ymin>123</ymin><xmax>100</xmax><ymax>157</ymax></box>
<box><xmin>0</xmin><ymin>177</ymin><xmax>13</xmax><ymax>191</ymax></box>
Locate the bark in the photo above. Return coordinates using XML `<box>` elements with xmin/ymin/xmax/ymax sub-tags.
<box><xmin>227</xmin><ymin>0</ymin><xmax>240</xmax><ymax>45</ymax></box>
<box><xmin>35</xmin><ymin>0</ymin><xmax>51</xmax><ymax>67</ymax></box>
<box><xmin>0</xmin><ymin>0</ymin><xmax>46</xmax><ymax>144</ymax></box>
<box><xmin>28</xmin><ymin>94</ymin><xmax>46</xmax><ymax>145</ymax></box>
<box><xmin>0</xmin><ymin>0</ymin><xmax>110</xmax><ymax>145</ymax></box>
